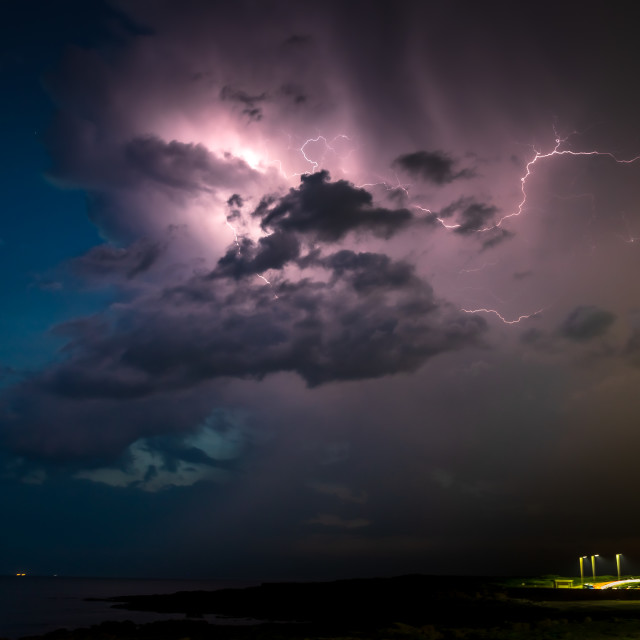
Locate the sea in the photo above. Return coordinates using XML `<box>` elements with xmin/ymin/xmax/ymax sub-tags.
<box><xmin>0</xmin><ymin>576</ymin><xmax>260</xmax><ymax>639</ymax></box>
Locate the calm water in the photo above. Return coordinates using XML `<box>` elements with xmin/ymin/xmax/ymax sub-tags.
<box><xmin>0</xmin><ymin>576</ymin><xmax>259</xmax><ymax>639</ymax></box>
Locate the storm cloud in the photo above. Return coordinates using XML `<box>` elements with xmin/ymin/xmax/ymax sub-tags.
<box><xmin>124</xmin><ymin>135</ymin><xmax>261</xmax><ymax>194</ymax></box>
<box><xmin>259</xmin><ymin>171</ymin><xmax>414</xmax><ymax>241</ymax></box>
<box><xmin>393</xmin><ymin>150</ymin><xmax>475</xmax><ymax>185</ymax></box>
<box><xmin>72</xmin><ymin>237</ymin><xmax>166</xmax><ymax>280</ymax></box>
<box><xmin>2</xmin><ymin>0</ymin><xmax>640</xmax><ymax>582</ymax></box>
<box><xmin>560</xmin><ymin>305</ymin><xmax>616</xmax><ymax>342</ymax></box>
<box><xmin>1</xmin><ymin>239</ymin><xmax>486</xmax><ymax>460</ymax></box>
<box><xmin>438</xmin><ymin>197</ymin><xmax>499</xmax><ymax>234</ymax></box>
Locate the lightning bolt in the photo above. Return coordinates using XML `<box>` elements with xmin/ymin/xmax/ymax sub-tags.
<box><xmin>461</xmin><ymin>307</ymin><xmax>544</xmax><ymax>324</ymax></box>
<box><xmin>412</xmin><ymin>130</ymin><xmax>640</xmax><ymax>323</ymax></box>
<box><xmin>412</xmin><ymin>204</ymin><xmax>462</xmax><ymax>230</ymax></box>
<box><xmin>224</xmin><ymin>215</ymin><xmax>279</xmax><ymax>298</ymax></box>
<box><xmin>220</xmin><ymin>132</ymin><xmax>355</xmax><ymax>299</ymax></box>
<box><xmin>225</xmin><ymin>219</ymin><xmax>241</xmax><ymax>254</ymax></box>
<box><xmin>257</xmin><ymin>273</ymin><xmax>279</xmax><ymax>299</ymax></box>
<box><xmin>294</xmin><ymin>134</ymin><xmax>353</xmax><ymax>175</ymax></box>
<box><xmin>222</xmin><ymin>127</ymin><xmax>640</xmax><ymax>322</ymax></box>
<box><xmin>483</xmin><ymin>133</ymin><xmax>640</xmax><ymax>231</ymax></box>
<box><xmin>409</xmin><ymin>132</ymin><xmax>640</xmax><ymax>234</ymax></box>
<box><xmin>357</xmin><ymin>173</ymin><xmax>410</xmax><ymax>198</ymax></box>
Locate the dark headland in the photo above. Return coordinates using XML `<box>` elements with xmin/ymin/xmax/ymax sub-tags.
<box><xmin>12</xmin><ymin>575</ymin><xmax>640</xmax><ymax>640</ymax></box>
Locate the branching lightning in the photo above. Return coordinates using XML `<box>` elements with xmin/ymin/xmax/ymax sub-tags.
<box><xmin>295</xmin><ymin>134</ymin><xmax>353</xmax><ymax>175</ymax></box>
<box><xmin>421</xmin><ymin>131</ymin><xmax>640</xmax><ymax>324</ymax></box>
<box><xmin>482</xmin><ymin>134</ymin><xmax>640</xmax><ymax>231</ymax></box>
<box><xmin>222</xmin><ymin>132</ymin><xmax>355</xmax><ymax>298</ymax></box>
<box><xmin>408</xmin><ymin>133</ymin><xmax>640</xmax><ymax>237</ymax></box>
<box><xmin>222</xmin><ymin>126</ymin><xmax>639</xmax><ymax>325</ymax></box>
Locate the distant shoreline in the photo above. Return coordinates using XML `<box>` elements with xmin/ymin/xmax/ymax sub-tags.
<box><xmin>9</xmin><ymin>575</ymin><xmax>640</xmax><ymax>640</ymax></box>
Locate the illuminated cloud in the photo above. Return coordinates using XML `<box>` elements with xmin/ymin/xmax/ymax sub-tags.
<box><xmin>74</xmin><ymin>411</ymin><xmax>247</xmax><ymax>491</ymax></box>
<box><xmin>124</xmin><ymin>136</ymin><xmax>261</xmax><ymax>194</ymax></box>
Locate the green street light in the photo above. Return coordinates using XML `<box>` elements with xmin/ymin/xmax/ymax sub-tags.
<box><xmin>591</xmin><ymin>554</ymin><xmax>599</xmax><ymax>582</ymax></box>
<box><xmin>579</xmin><ymin>556</ymin><xmax>587</xmax><ymax>585</ymax></box>
<box><xmin>616</xmin><ymin>554</ymin><xmax>622</xmax><ymax>581</ymax></box>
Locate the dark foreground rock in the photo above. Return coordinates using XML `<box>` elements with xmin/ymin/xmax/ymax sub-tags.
<box><xmin>106</xmin><ymin>575</ymin><xmax>526</xmax><ymax>625</ymax></box>
<box><xmin>15</xmin><ymin>614</ymin><xmax>640</xmax><ymax>640</ymax></box>
<box><xmin>106</xmin><ymin>575</ymin><xmax>640</xmax><ymax>624</ymax></box>
<box><xmin>14</xmin><ymin>575</ymin><xmax>640</xmax><ymax>640</ymax></box>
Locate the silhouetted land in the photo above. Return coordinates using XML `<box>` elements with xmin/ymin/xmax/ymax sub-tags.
<box><xmin>11</xmin><ymin>575</ymin><xmax>640</xmax><ymax>640</ymax></box>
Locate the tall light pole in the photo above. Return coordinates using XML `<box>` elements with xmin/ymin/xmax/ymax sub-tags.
<box><xmin>616</xmin><ymin>554</ymin><xmax>622</xmax><ymax>581</ymax></box>
<box><xmin>591</xmin><ymin>554</ymin><xmax>599</xmax><ymax>582</ymax></box>
<box><xmin>579</xmin><ymin>556</ymin><xmax>587</xmax><ymax>585</ymax></box>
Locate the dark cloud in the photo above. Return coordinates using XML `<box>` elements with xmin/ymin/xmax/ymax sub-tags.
<box><xmin>480</xmin><ymin>227</ymin><xmax>513</xmax><ymax>250</ymax></box>
<box><xmin>438</xmin><ymin>197</ymin><xmax>499</xmax><ymax>235</ymax></box>
<box><xmin>227</xmin><ymin>193</ymin><xmax>244</xmax><ymax>208</ymax></box>
<box><xmin>0</xmin><ymin>379</ymin><xmax>214</xmax><ymax>464</ymax></box>
<box><xmin>521</xmin><ymin>328</ymin><xmax>544</xmax><ymax>345</ymax></box>
<box><xmin>279</xmin><ymin>82</ymin><xmax>307</xmax><ymax>105</ymax></box>
<box><xmin>214</xmin><ymin>231</ymin><xmax>301</xmax><ymax>279</ymax></box>
<box><xmin>0</xmin><ymin>0</ymin><xmax>151</xmax><ymax>62</ymax></box>
<box><xmin>72</xmin><ymin>237</ymin><xmax>166</xmax><ymax>280</ymax></box>
<box><xmin>455</xmin><ymin>203</ymin><xmax>497</xmax><ymax>235</ymax></box>
<box><xmin>559</xmin><ymin>305</ymin><xmax>616</xmax><ymax>342</ymax></box>
<box><xmin>63</xmin><ymin>263</ymin><xmax>484</xmax><ymax>394</ymax></box>
<box><xmin>125</xmin><ymin>136</ymin><xmax>259</xmax><ymax>194</ymax></box>
<box><xmin>520</xmin><ymin>328</ymin><xmax>558</xmax><ymax>354</ymax></box>
<box><xmin>45</xmin><ymin>127</ymin><xmax>265</xmax><ymax>245</ymax></box>
<box><xmin>0</xmin><ymin>254</ymin><xmax>486</xmax><ymax>461</ymax></box>
<box><xmin>136</xmin><ymin>432</ymin><xmax>241</xmax><ymax>472</ymax></box>
<box><xmin>260</xmin><ymin>171</ymin><xmax>413</xmax><ymax>241</ymax></box>
<box><xmin>392</xmin><ymin>150</ymin><xmax>475</xmax><ymax>185</ymax></box>
<box><xmin>220</xmin><ymin>86</ymin><xmax>268</xmax><ymax>122</ymax></box>
<box><xmin>319</xmin><ymin>250</ymin><xmax>416</xmax><ymax>294</ymax></box>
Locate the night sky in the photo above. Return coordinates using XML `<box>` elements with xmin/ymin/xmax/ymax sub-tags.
<box><xmin>2</xmin><ymin>0</ymin><xmax>640</xmax><ymax>580</ymax></box>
